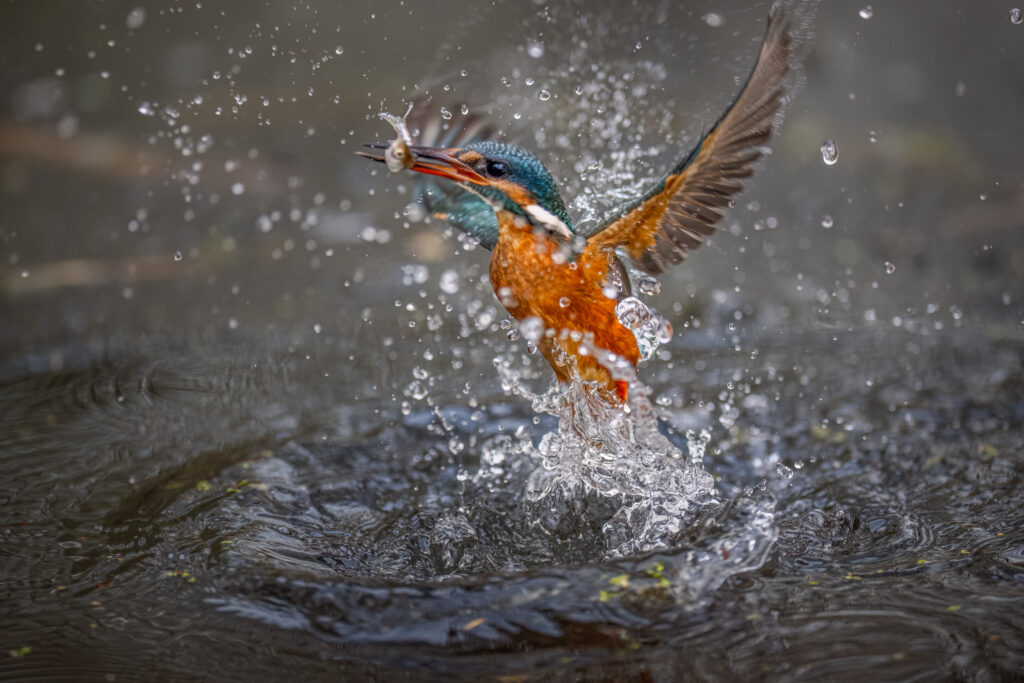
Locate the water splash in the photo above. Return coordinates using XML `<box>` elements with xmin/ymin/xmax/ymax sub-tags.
<box><xmin>615</xmin><ymin>296</ymin><xmax>673</xmax><ymax>361</ymax></box>
<box><xmin>493</xmin><ymin>303</ymin><xmax>762</xmax><ymax>559</ymax></box>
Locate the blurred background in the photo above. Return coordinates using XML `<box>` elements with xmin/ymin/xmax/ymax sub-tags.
<box><xmin>2</xmin><ymin>0</ymin><xmax>1020</xmax><ymax>375</ymax></box>
<box><xmin>1</xmin><ymin>1</ymin><xmax>1022</xmax><ymax>680</ymax></box>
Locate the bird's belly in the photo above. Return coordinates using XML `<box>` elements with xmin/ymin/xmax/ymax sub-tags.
<box><xmin>489</xmin><ymin>230</ymin><xmax>639</xmax><ymax>394</ymax></box>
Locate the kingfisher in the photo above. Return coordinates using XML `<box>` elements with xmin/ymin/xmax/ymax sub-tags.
<box><xmin>360</xmin><ymin>7</ymin><xmax>797</xmax><ymax>403</ymax></box>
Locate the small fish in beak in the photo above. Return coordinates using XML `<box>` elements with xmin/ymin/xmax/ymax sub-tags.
<box><xmin>378</xmin><ymin>102</ymin><xmax>417</xmax><ymax>173</ymax></box>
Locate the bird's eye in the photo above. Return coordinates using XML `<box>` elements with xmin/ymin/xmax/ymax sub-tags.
<box><xmin>485</xmin><ymin>161</ymin><xmax>508</xmax><ymax>177</ymax></box>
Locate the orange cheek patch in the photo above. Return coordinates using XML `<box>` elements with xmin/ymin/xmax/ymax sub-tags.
<box><xmin>491</xmin><ymin>180</ymin><xmax>536</xmax><ymax>208</ymax></box>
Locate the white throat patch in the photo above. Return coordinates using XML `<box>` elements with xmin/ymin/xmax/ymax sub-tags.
<box><xmin>524</xmin><ymin>204</ymin><xmax>572</xmax><ymax>241</ymax></box>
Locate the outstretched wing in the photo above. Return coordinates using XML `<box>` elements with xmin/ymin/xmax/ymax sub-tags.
<box><xmin>585</xmin><ymin>6</ymin><xmax>795</xmax><ymax>274</ymax></box>
<box><xmin>406</xmin><ymin>99</ymin><xmax>501</xmax><ymax>249</ymax></box>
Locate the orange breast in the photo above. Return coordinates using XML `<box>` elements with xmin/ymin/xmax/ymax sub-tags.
<box><xmin>489</xmin><ymin>213</ymin><xmax>640</xmax><ymax>399</ymax></box>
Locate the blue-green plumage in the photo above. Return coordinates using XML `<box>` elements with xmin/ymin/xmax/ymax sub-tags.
<box><xmin>422</xmin><ymin>184</ymin><xmax>499</xmax><ymax>249</ymax></box>
<box><xmin>406</xmin><ymin>112</ymin><xmax>575</xmax><ymax>249</ymax></box>
<box><xmin>460</xmin><ymin>140</ymin><xmax>573</xmax><ymax>229</ymax></box>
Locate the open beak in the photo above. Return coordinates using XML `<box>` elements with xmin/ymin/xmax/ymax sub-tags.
<box><xmin>356</xmin><ymin>144</ymin><xmax>487</xmax><ymax>185</ymax></box>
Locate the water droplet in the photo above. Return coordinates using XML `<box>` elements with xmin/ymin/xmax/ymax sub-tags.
<box><xmin>1011</xmin><ymin>8</ymin><xmax>1023</xmax><ymax>24</ymax></box>
<box><xmin>403</xmin><ymin>202</ymin><xmax>427</xmax><ymax>222</ymax></box>
<box><xmin>685</xmin><ymin>429</ymin><xmax>711</xmax><ymax>466</ymax></box>
<box><xmin>173</xmin><ymin>250</ymin><xmax>183</xmax><ymax>261</ymax></box>
<box><xmin>405</xmin><ymin>380</ymin><xmax>428</xmax><ymax>400</ymax></box>
<box><xmin>884</xmin><ymin>261</ymin><xmax>896</xmax><ymax>274</ymax></box>
<box><xmin>126</xmin><ymin>7</ymin><xmax>146</xmax><ymax>29</ymax></box>
<box><xmin>439</xmin><ymin>269</ymin><xmax>459</xmax><ymax>295</ymax></box>
<box><xmin>439</xmin><ymin>107</ymin><xmax>452</xmax><ymax>121</ymax></box>
<box><xmin>526</xmin><ymin>41</ymin><xmax>544</xmax><ymax>58</ymax></box>
<box><xmin>703</xmin><ymin>12</ymin><xmax>724</xmax><ymax>27</ymax></box>
<box><xmin>460</xmin><ymin>104</ymin><xmax>469</xmax><ymax>115</ymax></box>
<box><xmin>616</xmin><ymin>297</ymin><xmax>650</xmax><ymax>328</ymax></box>
<box><xmin>868</xmin><ymin>130</ymin><xmax>878</xmax><ymax>143</ymax></box>
<box><xmin>637</xmin><ymin>275</ymin><xmax>662</xmax><ymax>296</ymax></box>
<box><xmin>538</xmin><ymin>89</ymin><xmax>551</xmax><ymax>101</ymax></box>
<box><xmin>558</xmin><ymin>296</ymin><xmax>570</xmax><ymax>308</ymax></box>
<box><xmin>820</xmin><ymin>139</ymin><xmax>839</xmax><ymax>165</ymax></box>
<box><xmin>655</xmin><ymin>318</ymin><xmax>673</xmax><ymax>344</ymax></box>
<box><xmin>231</xmin><ymin>182</ymin><xmax>245</xmax><ymax>195</ymax></box>
<box><xmin>137</xmin><ymin>101</ymin><xmax>155</xmax><ymax>116</ymax></box>
<box><xmin>520</xmin><ymin>317</ymin><xmax>545</xmax><ymax>343</ymax></box>
<box><xmin>228</xmin><ymin>318</ymin><xmax>238</xmax><ymax>330</ymax></box>
<box><xmin>500</xmin><ymin>76</ymin><xmax>511</xmax><ymax>87</ymax></box>
<box><xmin>776</xmin><ymin>462</ymin><xmax>794</xmax><ymax>479</ymax></box>
<box><xmin>334</xmin><ymin>45</ymin><xmax>344</xmax><ymax>55</ymax></box>
<box><xmin>858</xmin><ymin>5</ymin><xmax>873</xmax><ymax>19</ymax></box>
<box><xmin>820</xmin><ymin>214</ymin><xmax>834</xmax><ymax>228</ymax></box>
<box><xmin>313</xmin><ymin>323</ymin><xmax>322</xmax><ymax>334</ymax></box>
<box><xmin>955</xmin><ymin>81</ymin><xmax>967</xmax><ymax>97</ymax></box>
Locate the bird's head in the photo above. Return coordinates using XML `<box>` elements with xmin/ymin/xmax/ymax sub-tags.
<box><xmin>360</xmin><ymin>139</ymin><xmax>574</xmax><ymax>240</ymax></box>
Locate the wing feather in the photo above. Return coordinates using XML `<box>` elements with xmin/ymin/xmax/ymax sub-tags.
<box><xmin>586</xmin><ymin>6</ymin><xmax>796</xmax><ymax>274</ymax></box>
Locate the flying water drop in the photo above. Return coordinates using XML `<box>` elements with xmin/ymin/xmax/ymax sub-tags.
<box><xmin>703</xmin><ymin>12</ymin><xmax>724</xmax><ymax>27</ymax></box>
<box><xmin>519</xmin><ymin>316</ymin><xmax>545</xmax><ymax>343</ymax></box>
<box><xmin>126</xmin><ymin>7</ymin><xmax>146</xmax><ymax>29</ymax></box>
<box><xmin>636</xmin><ymin>275</ymin><xmax>662</xmax><ymax>296</ymax></box>
<box><xmin>685</xmin><ymin>429</ymin><xmax>711</xmax><ymax>466</ymax></box>
<box><xmin>615</xmin><ymin>297</ymin><xmax>672</xmax><ymax>361</ymax></box>
<box><xmin>858</xmin><ymin>5</ymin><xmax>873</xmax><ymax>19</ymax></box>
<box><xmin>820</xmin><ymin>139</ymin><xmax>839</xmax><ymax>165</ymax></box>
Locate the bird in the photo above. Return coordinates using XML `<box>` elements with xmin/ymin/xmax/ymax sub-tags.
<box><xmin>360</xmin><ymin>5</ymin><xmax>798</xmax><ymax>403</ymax></box>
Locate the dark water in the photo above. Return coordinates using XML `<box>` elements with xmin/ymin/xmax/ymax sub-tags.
<box><xmin>2</xmin><ymin>1</ymin><xmax>1023</xmax><ymax>681</ymax></box>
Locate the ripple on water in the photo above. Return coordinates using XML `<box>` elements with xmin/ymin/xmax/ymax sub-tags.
<box><xmin>2</xmin><ymin>330</ymin><xmax>1023</xmax><ymax>678</ymax></box>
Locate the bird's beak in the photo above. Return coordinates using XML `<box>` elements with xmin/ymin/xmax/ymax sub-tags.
<box><xmin>356</xmin><ymin>144</ymin><xmax>487</xmax><ymax>185</ymax></box>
